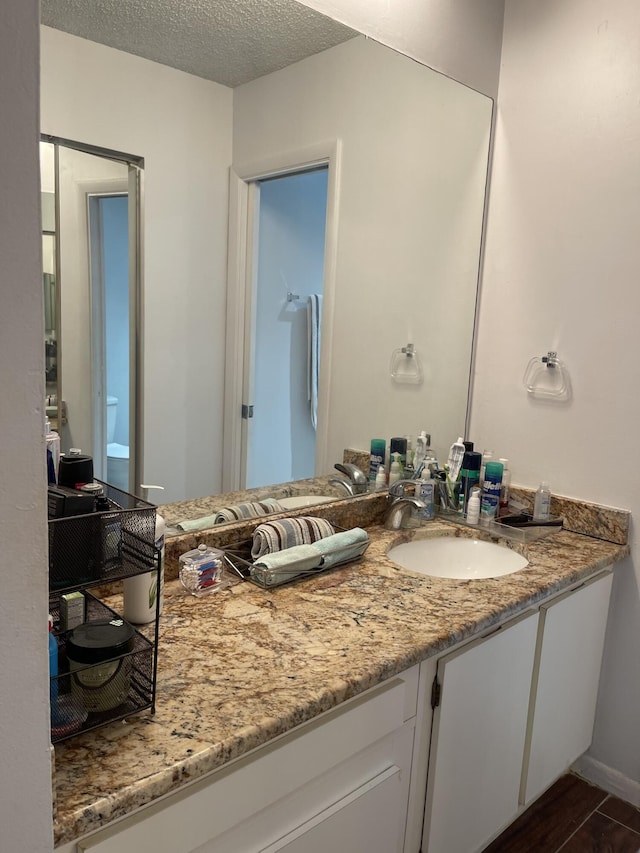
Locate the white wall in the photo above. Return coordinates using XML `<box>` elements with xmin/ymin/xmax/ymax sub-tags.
<box><xmin>234</xmin><ymin>36</ymin><xmax>492</xmax><ymax>469</ymax></box>
<box><xmin>41</xmin><ymin>26</ymin><xmax>233</xmax><ymax>503</ymax></box>
<box><xmin>0</xmin><ymin>1</ymin><xmax>53</xmax><ymax>850</ymax></box>
<box><xmin>298</xmin><ymin>0</ymin><xmax>506</xmax><ymax>97</ymax></box>
<box><xmin>472</xmin><ymin>0</ymin><xmax>640</xmax><ymax>794</ymax></box>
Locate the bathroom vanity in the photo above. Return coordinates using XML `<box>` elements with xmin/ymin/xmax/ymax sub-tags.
<box><xmin>52</xmin><ymin>490</ymin><xmax>629</xmax><ymax>852</ymax></box>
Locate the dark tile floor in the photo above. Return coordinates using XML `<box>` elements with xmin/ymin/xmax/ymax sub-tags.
<box><xmin>482</xmin><ymin>773</ymin><xmax>640</xmax><ymax>852</ymax></box>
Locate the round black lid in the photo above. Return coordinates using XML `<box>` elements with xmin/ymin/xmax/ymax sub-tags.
<box><xmin>67</xmin><ymin>619</ymin><xmax>135</xmax><ymax>664</ymax></box>
<box><xmin>462</xmin><ymin>450</ymin><xmax>482</xmax><ymax>471</ymax></box>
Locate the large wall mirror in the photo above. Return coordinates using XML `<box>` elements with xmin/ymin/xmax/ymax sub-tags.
<box><xmin>40</xmin><ymin>0</ymin><xmax>493</xmax><ymax>522</ymax></box>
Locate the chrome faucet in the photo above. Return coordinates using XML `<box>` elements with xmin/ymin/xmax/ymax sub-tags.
<box><xmin>328</xmin><ymin>476</ymin><xmax>357</xmax><ymax>496</ymax></box>
<box><xmin>333</xmin><ymin>463</ymin><xmax>369</xmax><ymax>495</ymax></box>
<box><xmin>384</xmin><ymin>491</ymin><xmax>426</xmax><ymax>530</ymax></box>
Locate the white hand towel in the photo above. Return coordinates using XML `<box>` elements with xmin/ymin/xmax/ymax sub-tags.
<box><xmin>307</xmin><ymin>294</ymin><xmax>322</xmax><ymax>430</ymax></box>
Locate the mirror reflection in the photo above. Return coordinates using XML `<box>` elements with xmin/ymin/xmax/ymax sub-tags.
<box><xmin>40</xmin><ymin>2</ymin><xmax>493</xmax><ymax>528</ymax></box>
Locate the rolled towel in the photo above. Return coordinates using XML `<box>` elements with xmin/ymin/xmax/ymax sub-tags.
<box><xmin>250</xmin><ymin>544</ymin><xmax>323</xmax><ymax>587</ymax></box>
<box><xmin>312</xmin><ymin>528</ymin><xmax>369</xmax><ymax>569</ymax></box>
<box><xmin>176</xmin><ymin>498</ymin><xmax>285</xmax><ymax>532</ymax></box>
<box><xmin>251</xmin><ymin>516</ymin><xmax>335</xmax><ymax>560</ymax></box>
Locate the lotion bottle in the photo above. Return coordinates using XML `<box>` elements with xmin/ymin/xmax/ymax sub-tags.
<box><xmin>123</xmin><ymin>485</ymin><xmax>165</xmax><ymax>624</ymax></box>
<box><xmin>466</xmin><ymin>488</ymin><xmax>481</xmax><ymax>525</ymax></box>
<box><xmin>388</xmin><ymin>453</ymin><xmax>402</xmax><ymax>486</ymax></box>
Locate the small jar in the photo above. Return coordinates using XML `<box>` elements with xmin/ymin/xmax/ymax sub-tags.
<box><xmin>67</xmin><ymin>619</ymin><xmax>135</xmax><ymax>712</ymax></box>
<box><xmin>179</xmin><ymin>544</ymin><xmax>224</xmax><ymax>597</ymax></box>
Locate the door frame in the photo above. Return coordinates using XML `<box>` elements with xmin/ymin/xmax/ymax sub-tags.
<box><xmin>222</xmin><ymin>140</ymin><xmax>342</xmax><ymax>492</ymax></box>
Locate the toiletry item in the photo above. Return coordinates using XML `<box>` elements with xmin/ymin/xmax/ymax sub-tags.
<box><xmin>389</xmin><ymin>437</ymin><xmax>407</xmax><ymax>473</ymax></box>
<box><xmin>418</xmin><ymin>472</ymin><xmax>435</xmax><ymax>520</ymax></box>
<box><xmin>463</xmin><ymin>440</ymin><xmax>474</xmax><ymax>452</ymax></box>
<box><xmin>480</xmin><ymin>461</ymin><xmax>503</xmax><ymax>525</ymax></box>
<box><xmin>124</xmin><ymin>486</ymin><xmax>166</xmax><ymax>623</ymax></box>
<box><xmin>369</xmin><ymin>439</ymin><xmax>386</xmax><ymax>483</ymax></box>
<box><xmin>404</xmin><ymin>435</ymin><xmax>413</xmax><ymax>471</ymax></box>
<box><xmin>459</xmin><ymin>451</ymin><xmax>482</xmax><ymax>514</ymax></box>
<box><xmin>48</xmin><ymin>614</ymin><xmax>58</xmax><ymax>705</ymax></box>
<box><xmin>179</xmin><ymin>543</ymin><xmax>224</xmax><ymax>597</ymax></box>
<box><xmin>446</xmin><ymin>436</ymin><xmax>465</xmax><ymax>484</ymax></box>
<box><xmin>374</xmin><ymin>465</ymin><xmax>387</xmax><ymax>490</ymax></box>
<box><xmin>60</xmin><ymin>591</ymin><xmax>86</xmax><ymax>632</ymax></box>
<box><xmin>498</xmin><ymin>458</ymin><xmax>511</xmax><ymax>516</ymax></box>
<box><xmin>466</xmin><ymin>488</ymin><xmax>481</xmax><ymax>525</ymax></box>
<box><xmin>67</xmin><ymin>619</ymin><xmax>135</xmax><ymax>712</ymax></box>
<box><xmin>480</xmin><ymin>449</ymin><xmax>494</xmax><ymax>487</ymax></box>
<box><xmin>533</xmin><ymin>481</ymin><xmax>551</xmax><ymax>521</ymax></box>
<box><xmin>388</xmin><ymin>453</ymin><xmax>402</xmax><ymax>486</ymax></box>
<box><xmin>45</xmin><ymin>417</ymin><xmax>60</xmax><ymax>484</ymax></box>
<box><xmin>57</xmin><ymin>449</ymin><xmax>94</xmax><ymax>489</ymax></box>
<box><xmin>414</xmin><ymin>431</ymin><xmax>427</xmax><ymax>472</ymax></box>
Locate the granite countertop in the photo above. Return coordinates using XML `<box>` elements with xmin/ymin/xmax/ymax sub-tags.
<box><xmin>53</xmin><ymin>506</ymin><xmax>629</xmax><ymax>847</ymax></box>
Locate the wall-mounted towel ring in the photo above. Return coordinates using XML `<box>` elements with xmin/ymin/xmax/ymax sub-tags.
<box><xmin>390</xmin><ymin>343</ymin><xmax>423</xmax><ymax>384</ymax></box>
<box><xmin>523</xmin><ymin>351</ymin><xmax>571</xmax><ymax>400</ymax></box>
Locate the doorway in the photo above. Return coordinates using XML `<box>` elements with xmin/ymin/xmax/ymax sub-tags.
<box><xmin>244</xmin><ymin>167</ymin><xmax>329</xmax><ymax>488</ymax></box>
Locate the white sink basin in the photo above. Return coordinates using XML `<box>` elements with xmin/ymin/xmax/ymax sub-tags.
<box><xmin>387</xmin><ymin>537</ymin><xmax>528</xmax><ymax>579</ymax></box>
<box><xmin>277</xmin><ymin>495</ymin><xmax>334</xmax><ymax>509</ymax></box>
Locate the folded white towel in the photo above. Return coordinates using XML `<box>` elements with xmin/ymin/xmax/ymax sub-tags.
<box><xmin>312</xmin><ymin>528</ymin><xmax>369</xmax><ymax>569</ymax></box>
<box><xmin>251</xmin><ymin>516</ymin><xmax>335</xmax><ymax>560</ymax></box>
<box><xmin>176</xmin><ymin>498</ymin><xmax>284</xmax><ymax>532</ymax></box>
<box><xmin>250</xmin><ymin>544</ymin><xmax>323</xmax><ymax>587</ymax></box>
<box><xmin>307</xmin><ymin>294</ymin><xmax>322</xmax><ymax>430</ymax></box>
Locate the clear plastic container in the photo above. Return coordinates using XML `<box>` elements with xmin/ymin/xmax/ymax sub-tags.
<box><xmin>179</xmin><ymin>544</ymin><xmax>224</xmax><ymax>597</ymax></box>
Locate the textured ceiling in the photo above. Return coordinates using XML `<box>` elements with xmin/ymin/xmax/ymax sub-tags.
<box><xmin>40</xmin><ymin>0</ymin><xmax>359</xmax><ymax>88</ymax></box>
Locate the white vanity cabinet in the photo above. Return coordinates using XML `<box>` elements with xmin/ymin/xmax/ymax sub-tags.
<box><xmin>59</xmin><ymin>667</ymin><xmax>419</xmax><ymax>853</ymax></box>
<box><xmin>420</xmin><ymin>568</ymin><xmax>614</xmax><ymax>853</ymax></box>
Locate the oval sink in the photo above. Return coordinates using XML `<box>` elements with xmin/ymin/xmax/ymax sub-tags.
<box><xmin>276</xmin><ymin>495</ymin><xmax>334</xmax><ymax>509</ymax></box>
<box><xmin>387</xmin><ymin>537</ymin><xmax>528</xmax><ymax>579</ymax></box>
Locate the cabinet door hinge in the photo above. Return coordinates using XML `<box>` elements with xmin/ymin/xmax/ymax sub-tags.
<box><xmin>241</xmin><ymin>404</ymin><xmax>254</xmax><ymax>419</ymax></box>
<box><xmin>431</xmin><ymin>675</ymin><xmax>441</xmax><ymax>709</ymax></box>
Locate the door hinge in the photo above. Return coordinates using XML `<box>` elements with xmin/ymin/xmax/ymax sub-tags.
<box><xmin>241</xmin><ymin>404</ymin><xmax>254</xmax><ymax>419</ymax></box>
<box><xmin>431</xmin><ymin>675</ymin><xmax>441</xmax><ymax>709</ymax></box>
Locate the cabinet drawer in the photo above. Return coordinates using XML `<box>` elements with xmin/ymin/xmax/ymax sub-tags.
<box><xmin>77</xmin><ymin>678</ymin><xmax>408</xmax><ymax>853</ymax></box>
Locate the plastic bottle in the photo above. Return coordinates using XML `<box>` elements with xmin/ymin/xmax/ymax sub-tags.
<box><xmin>374</xmin><ymin>465</ymin><xmax>387</xmax><ymax>491</ymax></box>
<box><xmin>388</xmin><ymin>453</ymin><xmax>402</xmax><ymax>486</ymax></box>
<box><xmin>124</xmin><ymin>485</ymin><xmax>165</xmax><ymax>624</ymax></box>
<box><xmin>498</xmin><ymin>458</ymin><xmax>511</xmax><ymax>516</ymax></box>
<box><xmin>459</xmin><ymin>451</ymin><xmax>482</xmax><ymax>515</ymax></box>
<box><xmin>413</xmin><ymin>432</ymin><xmax>427</xmax><ymax>472</ymax></box>
<box><xmin>466</xmin><ymin>489</ymin><xmax>481</xmax><ymax>525</ymax></box>
<box><xmin>369</xmin><ymin>439</ymin><xmax>386</xmax><ymax>484</ymax></box>
<box><xmin>533</xmin><ymin>481</ymin><xmax>551</xmax><ymax>521</ymax></box>
<box><xmin>390</xmin><ymin>437</ymin><xmax>407</xmax><ymax>474</ymax></box>
<box><xmin>480</xmin><ymin>460</ymin><xmax>503</xmax><ymax>524</ymax></box>
<box><xmin>480</xmin><ymin>449</ymin><xmax>494</xmax><ymax>488</ymax></box>
<box><xmin>45</xmin><ymin>417</ymin><xmax>60</xmax><ymax>484</ymax></box>
<box><xmin>447</xmin><ymin>436</ymin><xmax>465</xmax><ymax>484</ymax></box>
<box><xmin>418</xmin><ymin>471</ymin><xmax>435</xmax><ymax>520</ymax></box>
<box><xmin>48</xmin><ymin>614</ymin><xmax>58</xmax><ymax>706</ymax></box>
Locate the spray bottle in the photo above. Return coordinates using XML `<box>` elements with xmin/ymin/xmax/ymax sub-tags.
<box><xmin>123</xmin><ymin>485</ymin><xmax>165</xmax><ymax>624</ymax></box>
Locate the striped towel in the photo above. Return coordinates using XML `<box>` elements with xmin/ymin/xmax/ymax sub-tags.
<box><xmin>176</xmin><ymin>498</ymin><xmax>284</xmax><ymax>532</ymax></box>
<box><xmin>214</xmin><ymin>498</ymin><xmax>285</xmax><ymax>525</ymax></box>
<box><xmin>251</xmin><ymin>516</ymin><xmax>335</xmax><ymax>560</ymax></box>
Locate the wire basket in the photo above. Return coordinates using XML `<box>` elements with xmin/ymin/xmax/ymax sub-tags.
<box><xmin>222</xmin><ymin>527</ymin><xmax>370</xmax><ymax>589</ymax></box>
<box><xmin>49</xmin><ymin>480</ymin><xmax>156</xmax><ymax>592</ymax></box>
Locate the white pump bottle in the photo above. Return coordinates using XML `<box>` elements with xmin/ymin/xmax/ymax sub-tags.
<box><xmin>123</xmin><ymin>485</ymin><xmax>165</xmax><ymax>624</ymax></box>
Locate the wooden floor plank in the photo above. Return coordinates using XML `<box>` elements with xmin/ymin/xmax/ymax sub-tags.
<box><xmin>560</xmin><ymin>810</ymin><xmax>640</xmax><ymax>852</ymax></box>
<box><xmin>482</xmin><ymin>774</ymin><xmax>607</xmax><ymax>853</ymax></box>
<box><xmin>598</xmin><ymin>795</ymin><xmax>640</xmax><ymax>834</ymax></box>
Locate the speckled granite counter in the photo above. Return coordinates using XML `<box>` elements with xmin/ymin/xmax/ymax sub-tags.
<box><xmin>53</xmin><ymin>508</ymin><xmax>629</xmax><ymax>847</ymax></box>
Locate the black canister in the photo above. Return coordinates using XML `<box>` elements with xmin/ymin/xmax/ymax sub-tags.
<box><xmin>67</xmin><ymin>619</ymin><xmax>135</xmax><ymax>712</ymax></box>
<box><xmin>58</xmin><ymin>450</ymin><xmax>94</xmax><ymax>489</ymax></box>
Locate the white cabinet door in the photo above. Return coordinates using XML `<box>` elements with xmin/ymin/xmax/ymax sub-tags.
<box><xmin>521</xmin><ymin>570</ymin><xmax>613</xmax><ymax>805</ymax></box>
<box><xmin>422</xmin><ymin>610</ymin><xmax>538</xmax><ymax>853</ymax></box>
